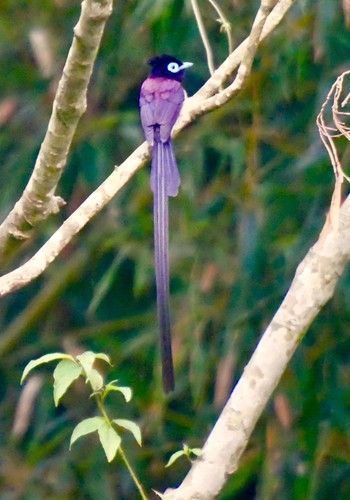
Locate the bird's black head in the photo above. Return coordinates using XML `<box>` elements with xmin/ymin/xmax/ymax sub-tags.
<box><xmin>147</xmin><ymin>54</ymin><xmax>193</xmax><ymax>82</ymax></box>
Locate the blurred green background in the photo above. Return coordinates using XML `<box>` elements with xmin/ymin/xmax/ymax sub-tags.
<box><xmin>1</xmin><ymin>0</ymin><xmax>350</xmax><ymax>498</ymax></box>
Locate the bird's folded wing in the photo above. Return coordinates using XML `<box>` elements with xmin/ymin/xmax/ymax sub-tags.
<box><xmin>140</xmin><ymin>78</ymin><xmax>185</xmax><ymax>143</ymax></box>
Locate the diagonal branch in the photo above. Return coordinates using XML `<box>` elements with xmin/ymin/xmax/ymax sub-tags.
<box><xmin>0</xmin><ymin>143</ymin><xmax>149</xmax><ymax>298</ymax></box>
<box><xmin>165</xmin><ymin>193</ymin><xmax>350</xmax><ymax>499</ymax></box>
<box><xmin>0</xmin><ymin>0</ymin><xmax>113</xmax><ymax>258</ymax></box>
<box><xmin>0</xmin><ymin>0</ymin><xmax>295</xmax><ymax>297</ymax></box>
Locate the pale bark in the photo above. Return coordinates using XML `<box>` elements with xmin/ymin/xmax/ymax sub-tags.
<box><xmin>0</xmin><ymin>0</ymin><xmax>113</xmax><ymax>258</ymax></box>
<box><xmin>0</xmin><ymin>0</ymin><xmax>295</xmax><ymax>296</ymax></box>
<box><xmin>165</xmin><ymin>196</ymin><xmax>350</xmax><ymax>499</ymax></box>
<box><xmin>3</xmin><ymin>1</ymin><xmax>344</xmax><ymax>497</ymax></box>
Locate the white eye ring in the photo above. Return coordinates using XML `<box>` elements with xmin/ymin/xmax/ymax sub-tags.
<box><xmin>167</xmin><ymin>62</ymin><xmax>180</xmax><ymax>73</ymax></box>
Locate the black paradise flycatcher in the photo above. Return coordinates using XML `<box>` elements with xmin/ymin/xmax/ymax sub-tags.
<box><xmin>139</xmin><ymin>54</ymin><xmax>193</xmax><ymax>392</ymax></box>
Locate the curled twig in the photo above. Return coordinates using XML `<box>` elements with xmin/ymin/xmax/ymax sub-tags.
<box><xmin>191</xmin><ymin>0</ymin><xmax>234</xmax><ymax>76</ymax></box>
<box><xmin>316</xmin><ymin>69</ymin><xmax>350</xmax><ymax>184</ymax></box>
<box><xmin>316</xmin><ymin>69</ymin><xmax>350</xmax><ymax>229</ymax></box>
<box><xmin>207</xmin><ymin>0</ymin><xmax>233</xmax><ymax>54</ymax></box>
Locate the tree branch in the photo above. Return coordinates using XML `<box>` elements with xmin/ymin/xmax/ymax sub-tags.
<box><xmin>0</xmin><ymin>0</ymin><xmax>294</xmax><ymax>297</ymax></box>
<box><xmin>163</xmin><ymin>58</ymin><xmax>350</xmax><ymax>499</ymax></box>
<box><xmin>0</xmin><ymin>143</ymin><xmax>149</xmax><ymax>297</ymax></box>
<box><xmin>174</xmin><ymin>0</ymin><xmax>295</xmax><ymax>131</ymax></box>
<box><xmin>164</xmin><ymin>194</ymin><xmax>350</xmax><ymax>498</ymax></box>
<box><xmin>0</xmin><ymin>0</ymin><xmax>113</xmax><ymax>258</ymax></box>
<box><xmin>193</xmin><ymin>0</ymin><xmax>275</xmax><ymax>114</ymax></box>
<box><xmin>192</xmin><ymin>0</ymin><xmax>295</xmax><ymax>101</ymax></box>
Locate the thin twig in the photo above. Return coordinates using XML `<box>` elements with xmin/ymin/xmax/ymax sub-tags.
<box><xmin>191</xmin><ymin>0</ymin><xmax>216</xmax><ymax>75</ymax></box>
<box><xmin>190</xmin><ymin>0</ymin><xmax>274</xmax><ymax>116</ymax></box>
<box><xmin>207</xmin><ymin>0</ymin><xmax>233</xmax><ymax>53</ymax></box>
<box><xmin>316</xmin><ymin>70</ymin><xmax>350</xmax><ymax>183</ymax></box>
<box><xmin>118</xmin><ymin>447</ymin><xmax>148</xmax><ymax>500</ymax></box>
<box><xmin>316</xmin><ymin>69</ymin><xmax>350</xmax><ymax>229</ymax></box>
<box><xmin>193</xmin><ymin>0</ymin><xmax>295</xmax><ymax>101</ymax></box>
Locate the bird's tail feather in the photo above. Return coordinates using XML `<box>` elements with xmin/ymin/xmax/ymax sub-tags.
<box><xmin>151</xmin><ymin>140</ymin><xmax>180</xmax><ymax>197</ymax></box>
<box><xmin>151</xmin><ymin>139</ymin><xmax>180</xmax><ymax>392</ymax></box>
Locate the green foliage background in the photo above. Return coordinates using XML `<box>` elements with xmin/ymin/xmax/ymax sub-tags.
<box><xmin>1</xmin><ymin>0</ymin><xmax>350</xmax><ymax>498</ymax></box>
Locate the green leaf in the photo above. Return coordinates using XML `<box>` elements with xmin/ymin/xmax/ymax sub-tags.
<box><xmin>104</xmin><ymin>381</ymin><xmax>132</xmax><ymax>402</ymax></box>
<box><xmin>152</xmin><ymin>490</ymin><xmax>167</xmax><ymax>499</ymax></box>
<box><xmin>21</xmin><ymin>353</ymin><xmax>74</xmax><ymax>384</ymax></box>
<box><xmin>190</xmin><ymin>448</ymin><xmax>202</xmax><ymax>457</ymax></box>
<box><xmin>70</xmin><ymin>417</ymin><xmax>103</xmax><ymax>449</ymax></box>
<box><xmin>88</xmin><ymin>255</ymin><xmax>123</xmax><ymax>316</ymax></box>
<box><xmin>165</xmin><ymin>450</ymin><xmax>185</xmax><ymax>468</ymax></box>
<box><xmin>76</xmin><ymin>351</ymin><xmax>104</xmax><ymax>391</ymax></box>
<box><xmin>53</xmin><ymin>359</ymin><xmax>82</xmax><ymax>406</ymax></box>
<box><xmin>94</xmin><ymin>353</ymin><xmax>112</xmax><ymax>365</ymax></box>
<box><xmin>116</xmin><ymin>385</ymin><xmax>132</xmax><ymax>402</ymax></box>
<box><xmin>98</xmin><ymin>420</ymin><xmax>121</xmax><ymax>462</ymax></box>
<box><xmin>183</xmin><ymin>443</ymin><xmax>190</xmax><ymax>455</ymax></box>
<box><xmin>76</xmin><ymin>351</ymin><xmax>95</xmax><ymax>374</ymax></box>
<box><xmin>87</xmin><ymin>367</ymin><xmax>104</xmax><ymax>391</ymax></box>
<box><xmin>113</xmin><ymin>419</ymin><xmax>142</xmax><ymax>446</ymax></box>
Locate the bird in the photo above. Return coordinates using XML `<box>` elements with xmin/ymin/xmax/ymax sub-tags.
<box><xmin>139</xmin><ymin>54</ymin><xmax>192</xmax><ymax>393</ymax></box>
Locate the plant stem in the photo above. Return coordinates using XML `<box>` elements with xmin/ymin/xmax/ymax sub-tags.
<box><xmin>118</xmin><ymin>445</ymin><xmax>148</xmax><ymax>500</ymax></box>
<box><xmin>94</xmin><ymin>393</ymin><xmax>147</xmax><ymax>499</ymax></box>
<box><xmin>95</xmin><ymin>395</ymin><xmax>111</xmax><ymax>423</ymax></box>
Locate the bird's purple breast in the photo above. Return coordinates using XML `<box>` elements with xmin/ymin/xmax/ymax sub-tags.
<box><xmin>140</xmin><ymin>77</ymin><xmax>185</xmax><ymax>143</ymax></box>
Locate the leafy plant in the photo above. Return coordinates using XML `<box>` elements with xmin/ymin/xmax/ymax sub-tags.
<box><xmin>21</xmin><ymin>351</ymin><xmax>146</xmax><ymax>498</ymax></box>
<box><xmin>166</xmin><ymin>443</ymin><xmax>203</xmax><ymax>468</ymax></box>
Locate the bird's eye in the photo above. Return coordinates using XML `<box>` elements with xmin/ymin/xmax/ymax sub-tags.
<box><xmin>167</xmin><ymin>62</ymin><xmax>180</xmax><ymax>73</ymax></box>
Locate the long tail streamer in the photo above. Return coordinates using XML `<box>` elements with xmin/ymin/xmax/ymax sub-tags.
<box><xmin>151</xmin><ymin>137</ymin><xmax>180</xmax><ymax>392</ymax></box>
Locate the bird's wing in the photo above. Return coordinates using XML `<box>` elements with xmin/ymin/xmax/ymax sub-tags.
<box><xmin>140</xmin><ymin>78</ymin><xmax>185</xmax><ymax>143</ymax></box>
